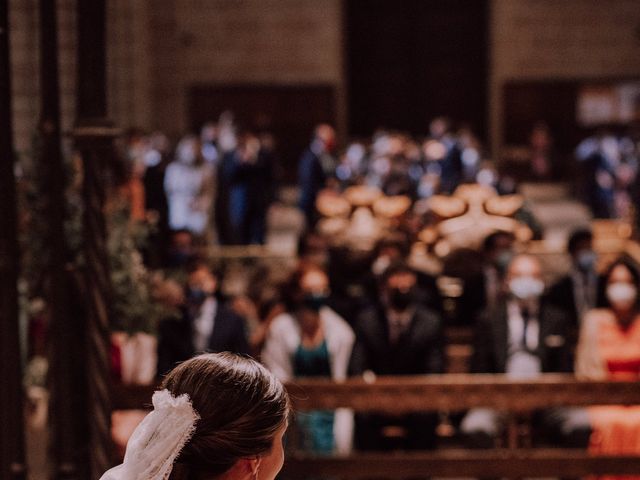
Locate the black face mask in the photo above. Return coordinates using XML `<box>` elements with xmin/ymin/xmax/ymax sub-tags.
<box><xmin>168</xmin><ymin>250</ymin><xmax>192</xmax><ymax>267</ymax></box>
<box><xmin>388</xmin><ymin>287</ymin><xmax>414</xmax><ymax>310</ymax></box>
<box><xmin>188</xmin><ymin>288</ymin><xmax>210</xmax><ymax>305</ymax></box>
<box><xmin>302</xmin><ymin>293</ymin><xmax>328</xmax><ymax>312</ymax></box>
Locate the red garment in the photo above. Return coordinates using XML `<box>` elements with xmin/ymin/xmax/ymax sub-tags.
<box><xmin>589</xmin><ymin>314</ymin><xmax>640</xmax><ymax>480</ymax></box>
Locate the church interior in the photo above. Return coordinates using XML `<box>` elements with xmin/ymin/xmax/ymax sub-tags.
<box><xmin>2</xmin><ymin>1</ymin><xmax>640</xmax><ymax>479</ymax></box>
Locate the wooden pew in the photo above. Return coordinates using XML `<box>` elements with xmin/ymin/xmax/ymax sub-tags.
<box><xmin>112</xmin><ymin>375</ymin><xmax>640</xmax><ymax>478</ymax></box>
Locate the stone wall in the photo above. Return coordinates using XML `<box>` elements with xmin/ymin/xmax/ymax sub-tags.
<box><xmin>490</xmin><ymin>0</ymin><xmax>640</xmax><ymax>154</ymax></box>
<box><xmin>8</xmin><ymin>1</ymin><xmax>640</xmax><ymax>156</ymax></box>
<box><xmin>145</xmin><ymin>0</ymin><xmax>345</xmax><ymax>137</ymax></box>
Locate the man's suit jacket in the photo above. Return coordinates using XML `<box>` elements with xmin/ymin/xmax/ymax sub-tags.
<box><xmin>547</xmin><ymin>272</ymin><xmax>602</xmax><ymax>327</ymax></box>
<box><xmin>298</xmin><ymin>147</ymin><xmax>326</xmax><ymax>223</ymax></box>
<box><xmin>471</xmin><ymin>299</ymin><xmax>573</xmax><ymax>374</ymax></box>
<box><xmin>157</xmin><ymin>302</ymin><xmax>249</xmax><ymax>376</ymax></box>
<box><xmin>349</xmin><ymin>305</ymin><xmax>444</xmax><ymax>376</ymax></box>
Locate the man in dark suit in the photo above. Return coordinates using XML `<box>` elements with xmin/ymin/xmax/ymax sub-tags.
<box><xmin>456</xmin><ymin>231</ymin><xmax>515</xmax><ymax>326</ymax></box>
<box><xmin>298</xmin><ymin>124</ymin><xmax>336</xmax><ymax>228</ymax></box>
<box><xmin>461</xmin><ymin>254</ymin><xmax>590</xmax><ymax>448</ymax></box>
<box><xmin>548</xmin><ymin>228</ymin><xmax>600</xmax><ymax>327</ymax></box>
<box><xmin>349</xmin><ymin>262</ymin><xmax>444</xmax><ymax>450</ymax></box>
<box><xmin>157</xmin><ymin>261</ymin><xmax>249</xmax><ymax>376</ymax></box>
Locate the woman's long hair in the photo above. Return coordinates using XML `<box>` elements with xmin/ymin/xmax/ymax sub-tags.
<box><xmin>162</xmin><ymin>353</ymin><xmax>290</xmax><ymax>480</ymax></box>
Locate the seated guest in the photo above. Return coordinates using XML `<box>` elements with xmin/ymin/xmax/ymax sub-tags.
<box><xmin>457</xmin><ymin>231</ymin><xmax>515</xmax><ymax>326</ymax></box>
<box><xmin>164</xmin><ymin>229</ymin><xmax>196</xmax><ymax>270</ymax></box>
<box><xmin>548</xmin><ymin>228</ymin><xmax>600</xmax><ymax>326</ymax></box>
<box><xmin>576</xmin><ymin>258</ymin><xmax>640</xmax><ymax>463</ymax></box>
<box><xmin>157</xmin><ymin>260</ymin><xmax>249</xmax><ymax>376</ymax></box>
<box><xmin>262</xmin><ymin>263</ymin><xmax>355</xmax><ymax>455</ymax></box>
<box><xmin>349</xmin><ymin>262</ymin><xmax>444</xmax><ymax>450</ymax></box>
<box><xmin>461</xmin><ymin>254</ymin><xmax>591</xmax><ymax>448</ymax></box>
<box><xmin>368</xmin><ymin>236</ymin><xmax>443</xmax><ymax>314</ymax></box>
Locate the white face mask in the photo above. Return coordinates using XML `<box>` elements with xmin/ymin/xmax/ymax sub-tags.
<box><xmin>509</xmin><ymin>276</ymin><xmax>545</xmax><ymax>301</ymax></box>
<box><xmin>606</xmin><ymin>282</ymin><xmax>637</xmax><ymax>309</ymax></box>
<box><xmin>371</xmin><ymin>256</ymin><xmax>391</xmax><ymax>276</ymax></box>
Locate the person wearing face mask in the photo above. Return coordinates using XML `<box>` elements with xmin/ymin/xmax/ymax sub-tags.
<box><xmin>548</xmin><ymin>229</ymin><xmax>601</xmax><ymax>327</ymax></box>
<box><xmin>349</xmin><ymin>262</ymin><xmax>444</xmax><ymax>450</ymax></box>
<box><xmin>366</xmin><ymin>236</ymin><xmax>443</xmax><ymax>315</ymax></box>
<box><xmin>262</xmin><ymin>263</ymin><xmax>355</xmax><ymax>455</ymax></box>
<box><xmin>576</xmin><ymin>258</ymin><xmax>640</xmax><ymax>469</ymax></box>
<box><xmin>461</xmin><ymin>254</ymin><xmax>591</xmax><ymax>449</ymax></box>
<box><xmin>456</xmin><ymin>231</ymin><xmax>515</xmax><ymax>326</ymax></box>
<box><xmin>157</xmin><ymin>260</ymin><xmax>249</xmax><ymax>376</ymax></box>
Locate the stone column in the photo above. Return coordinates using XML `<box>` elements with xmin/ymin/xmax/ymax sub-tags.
<box><xmin>74</xmin><ymin>0</ymin><xmax>119</xmax><ymax>477</ymax></box>
<box><xmin>0</xmin><ymin>1</ymin><xmax>27</xmax><ymax>478</ymax></box>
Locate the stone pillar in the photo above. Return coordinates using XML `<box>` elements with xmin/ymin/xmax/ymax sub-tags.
<box><xmin>39</xmin><ymin>0</ymin><xmax>91</xmax><ymax>478</ymax></box>
<box><xmin>74</xmin><ymin>0</ymin><xmax>118</xmax><ymax>477</ymax></box>
<box><xmin>0</xmin><ymin>1</ymin><xmax>27</xmax><ymax>478</ymax></box>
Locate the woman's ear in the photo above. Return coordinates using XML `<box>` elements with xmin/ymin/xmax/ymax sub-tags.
<box><xmin>248</xmin><ymin>457</ymin><xmax>262</xmax><ymax>479</ymax></box>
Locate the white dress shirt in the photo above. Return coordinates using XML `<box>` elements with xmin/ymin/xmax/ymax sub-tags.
<box><xmin>192</xmin><ymin>297</ymin><xmax>217</xmax><ymax>352</ymax></box>
<box><xmin>506</xmin><ymin>300</ymin><xmax>541</xmax><ymax>378</ymax></box>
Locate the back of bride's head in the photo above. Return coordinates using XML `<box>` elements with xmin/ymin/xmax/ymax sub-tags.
<box><xmin>162</xmin><ymin>352</ymin><xmax>290</xmax><ymax>480</ymax></box>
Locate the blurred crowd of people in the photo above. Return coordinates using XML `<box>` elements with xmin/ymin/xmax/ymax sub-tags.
<box><xmin>31</xmin><ymin>112</ymin><xmax>640</xmax><ymax>460</ymax></box>
<box><xmin>118</xmin><ymin>111</ymin><xmax>278</xmax><ymax>256</ymax></box>
<box><xmin>142</xmin><ymin>222</ymin><xmax>640</xmax><ymax>459</ymax></box>
<box><xmin>576</xmin><ymin>128</ymin><xmax>640</xmax><ymax>221</ymax></box>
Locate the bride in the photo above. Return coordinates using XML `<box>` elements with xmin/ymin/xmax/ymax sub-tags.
<box><xmin>101</xmin><ymin>352</ymin><xmax>290</xmax><ymax>480</ymax></box>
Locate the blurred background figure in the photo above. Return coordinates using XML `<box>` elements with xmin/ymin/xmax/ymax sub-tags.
<box><xmin>220</xmin><ymin>133</ymin><xmax>275</xmax><ymax>245</ymax></box>
<box><xmin>548</xmin><ymin>228</ymin><xmax>601</xmax><ymax>327</ymax></box>
<box><xmin>457</xmin><ymin>231</ymin><xmax>515</xmax><ymax>326</ymax></box>
<box><xmin>349</xmin><ymin>262</ymin><xmax>444</xmax><ymax>451</ymax></box>
<box><xmin>298</xmin><ymin>124</ymin><xmax>337</xmax><ymax>228</ymax></box>
<box><xmin>164</xmin><ymin>135</ymin><xmax>214</xmax><ymax>237</ymax></box>
<box><xmin>576</xmin><ymin>258</ymin><xmax>640</xmax><ymax>460</ymax></box>
<box><xmin>528</xmin><ymin>122</ymin><xmax>556</xmax><ymax>180</ymax></box>
<box><xmin>461</xmin><ymin>254</ymin><xmax>590</xmax><ymax>448</ymax></box>
<box><xmin>157</xmin><ymin>260</ymin><xmax>249</xmax><ymax>376</ymax></box>
<box><xmin>262</xmin><ymin>263</ymin><xmax>355</xmax><ymax>455</ymax></box>
<box><xmin>200</xmin><ymin>121</ymin><xmax>219</xmax><ymax>165</ymax></box>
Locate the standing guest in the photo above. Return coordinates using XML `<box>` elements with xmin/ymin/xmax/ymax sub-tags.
<box><xmin>262</xmin><ymin>263</ymin><xmax>355</xmax><ymax>455</ymax></box>
<box><xmin>576</xmin><ymin>258</ymin><xmax>640</xmax><ymax>470</ymax></box>
<box><xmin>349</xmin><ymin>262</ymin><xmax>444</xmax><ymax>450</ymax></box>
<box><xmin>164</xmin><ymin>135</ymin><xmax>213</xmax><ymax>237</ymax></box>
<box><xmin>427</xmin><ymin>117</ymin><xmax>462</xmax><ymax>194</ymax></box>
<box><xmin>548</xmin><ymin>228</ymin><xmax>601</xmax><ymax>327</ymax></box>
<box><xmin>529</xmin><ymin>122</ymin><xmax>556</xmax><ymax>180</ymax></box>
<box><xmin>101</xmin><ymin>352</ymin><xmax>290</xmax><ymax>480</ymax></box>
<box><xmin>461</xmin><ymin>254</ymin><xmax>590</xmax><ymax>448</ymax></box>
<box><xmin>143</xmin><ymin>132</ymin><xmax>171</xmax><ymax>267</ymax></box>
<box><xmin>157</xmin><ymin>260</ymin><xmax>249</xmax><ymax>376</ymax></box>
<box><xmin>200</xmin><ymin>121</ymin><xmax>219</xmax><ymax>165</ymax></box>
<box><xmin>298</xmin><ymin>124</ymin><xmax>337</xmax><ymax>228</ymax></box>
<box><xmin>225</xmin><ymin>133</ymin><xmax>274</xmax><ymax>245</ymax></box>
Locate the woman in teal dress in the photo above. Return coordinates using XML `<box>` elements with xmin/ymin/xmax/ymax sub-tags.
<box><xmin>262</xmin><ymin>262</ymin><xmax>356</xmax><ymax>454</ymax></box>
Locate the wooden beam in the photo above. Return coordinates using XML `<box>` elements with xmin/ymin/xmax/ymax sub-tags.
<box><xmin>281</xmin><ymin>450</ymin><xmax>640</xmax><ymax>478</ymax></box>
<box><xmin>286</xmin><ymin>374</ymin><xmax>640</xmax><ymax>413</ymax></box>
<box><xmin>111</xmin><ymin>374</ymin><xmax>640</xmax><ymax>412</ymax></box>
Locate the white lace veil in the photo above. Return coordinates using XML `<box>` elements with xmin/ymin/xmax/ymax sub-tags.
<box><xmin>100</xmin><ymin>389</ymin><xmax>200</xmax><ymax>480</ymax></box>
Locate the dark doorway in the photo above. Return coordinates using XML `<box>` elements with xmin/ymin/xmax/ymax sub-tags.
<box><xmin>345</xmin><ymin>0</ymin><xmax>488</xmax><ymax>140</ymax></box>
<box><xmin>188</xmin><ymin>84</ymin><xmax>336</xmax><ymax>183</ymax></box>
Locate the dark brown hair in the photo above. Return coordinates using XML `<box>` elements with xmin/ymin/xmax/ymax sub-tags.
<box><xmin>281</xmin><ymin>261</ymin><xmax>328</xmax><ymax>311</ymax></box>
<box><xmin>162</xmin><ymin>353</ymin><xmax>290</xmax><ymax>480</ymax></box>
